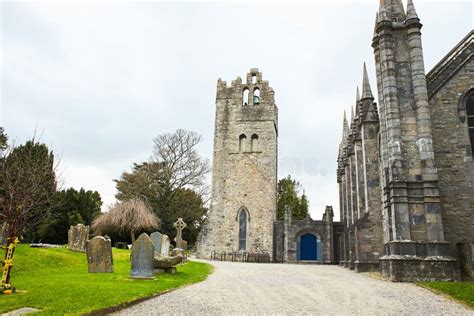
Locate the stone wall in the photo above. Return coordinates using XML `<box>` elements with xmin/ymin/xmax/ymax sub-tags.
<box><xmin>274</xmin><ymin>206</ymin><xmax>341</xmax><ymax>264</ymax></box>
<box><xmin>427</xmin><ymin>52</ymin><xmax>474</xmax><ymax>245</ymax></box>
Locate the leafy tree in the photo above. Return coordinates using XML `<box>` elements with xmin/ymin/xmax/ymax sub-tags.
<box><xmin>38</xmin><ymin>188</ymin><xmax>102</xmax><ymax>244</ymax></box>
<box><xmin>0</xmin><ymin>139</ymin><xmax>57</xmax><ymax>242</ymax></box>
<box><xmin>277</xmin><ymin>175</ymin><xmax>309</xmax><ymax>220</ymax></box>
<box><xmin>114</xmin><ymin>129</ymin><xmax>209</xmax><ymax>245</ymax></box>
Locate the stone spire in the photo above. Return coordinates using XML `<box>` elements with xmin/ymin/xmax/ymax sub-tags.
<box><xmin>361</xmin><ymin>63</ymin><xmax>374</xmax><ymax>100</ymax></box>
<box><xmin>406</xmin><ymin>0</ymin><xmax>419</xmax><ymax>21</ymax></box>
<box><xmin>356</xmin><ymin>86</ymin><xmax>360</xmax><ymax>103</ymax></box>
<box><xmin>378</xmin><ymin>0</ymin><xmax>390</xmax><ymax>23</ymax></box>
<box><xmin>373</xmin><ymin>12</ymin><xmax>379</xmax><ymax>38</ymax></box>
<box><xmin>342</xmin><ymin>110</ymin><xmax>350</xmax><ymax>141</ymax></box>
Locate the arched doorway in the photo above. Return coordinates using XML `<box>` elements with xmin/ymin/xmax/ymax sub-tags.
<box><xmin>297</xmin><ymin>233</ymin><xmax>322</xmax><ymax>261</ymax></box>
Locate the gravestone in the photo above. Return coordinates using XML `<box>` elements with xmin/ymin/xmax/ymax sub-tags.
<box><xmin>86</xmin><ymin>236</ymin><xmax>114</xmax><ymax>273</ymax></box>
<box><xmin>173</xmin><ymin>218</ymin><xmax>187</xmax><ymax>250</ymax></box>
<box><xmin>180</xmin><ymin>240</ymin><xmax>188</xmax><ymax>251</ymax></box>
<box><xmin>68</xmin><ymin>224</ymin><xmax>89</xmax><ymax>252</ymax></box>
<box><xmin>160</xmin><ymin>235</ymin><xmax>170</xmax><ymax>256</ymax></box>
<box><xmin>150</xmin><ymin>231</ymin><xmax>163</xmax><ymax>254</ymax></box>
<box><xmin>130</xmin><ymin>233</ymin><xmax>154</xmax><ymax>279</ymax></box>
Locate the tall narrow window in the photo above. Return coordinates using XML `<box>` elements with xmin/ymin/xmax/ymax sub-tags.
<box><xmin>239</xmin><ymin>210</ymin><xmax>247</xmax><ymax>250</ymax></box>
<box><xmin>467</xmin><ymin>93</ymin><xmax>474</xmax><ymax>154</ymax></box>
<box><xmin>251</xmin><ymin>134</ymin><xmax>258</xmax><ymax>152</ymax></box>
<box><xmin>239</xmin><ymin>134</ymin><xmax>247</xmax><ymax>152</ymax></box>
<box><xmin>243</xmin><ymin>88</ymin><xmax>249</xmax><ymax>106</ymax></box>
<box><xmin>253</xmin><ymin>88</ymin><xmax>260</xmax><ymax>105</ymax></box>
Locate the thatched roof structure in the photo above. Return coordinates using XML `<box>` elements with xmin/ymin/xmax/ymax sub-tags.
<box><xmin>92</xmin><ymin>199</ymin><xmax>159</xmax><ymax>241</ymax></box>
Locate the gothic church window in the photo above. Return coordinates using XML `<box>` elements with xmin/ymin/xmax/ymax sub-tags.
<box><xmin>239</xmin><ymin>209</ymin><xmax>247</xmax><ymax>250</ymax></box>
<box><xmin>239</xmin><ymin>134</ymin><xmax>247</xmax><ymax>152</ymax></box>
<box><xmin>251</xmin><ymin>134</ymin><xmax>258</xmax><ymax>152</ymax></box>
<box><xmin>253</xmin><ymin>88</ymin><xmax>260</xmax><ymax>105</ymax></box>
<box><xmin>466</xmin><ymin>92</ymin><xmax>474</xmax><ymax>154</ymax></box>
<box><xmin>243</xmin><ymin>88</ymin><xmax>249</xmax><ymax>106</ymax></box>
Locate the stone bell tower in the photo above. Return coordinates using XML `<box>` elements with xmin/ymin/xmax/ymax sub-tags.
<box><xmin>196</xmin><ymin>69</ymin><xmax>278</xmax><ymax>258</ymax></box>
<box><xmin>195</xmin><ymin>68</ymin><xmax>278</xmax><ymax>259</ymax></box>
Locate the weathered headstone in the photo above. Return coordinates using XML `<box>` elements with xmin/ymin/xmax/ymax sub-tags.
<box><xmin>160</xmin><ymin>235</ymin><xmax>170</xmax><ymax>256</ymax></box>
<box><xmin>86</xmin><ymin>236</ymin><xmax>114</xmax><ymax>273</ymax></box>
<box><xmin>130</xmin><ymin>233</ymin><xmax>154</xmax><ymax>279</ymax></box>
<box><xmin>173</xmin><ymin>218</ymin><xmax>187</xmax><ymax>250</ymax></box>
<box><xmin>180</xmin><ymin>240</ymin><xmax>188</xmax><ymax>251</ymax></box>
<box><xmin>68</xmin><ymin>224</ymin><xmax>89</xmax><ymax>252</ymax></box>
<box><xmin>150</xmin><ymin>231</ymin><xmax>163</xmax><ymax>254</ymax></box>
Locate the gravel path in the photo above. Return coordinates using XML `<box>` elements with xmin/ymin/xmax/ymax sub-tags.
<box><xmin>118</xmin><ymin>260</ymin><xmax>473</xmax><ymax>315</ymax></box>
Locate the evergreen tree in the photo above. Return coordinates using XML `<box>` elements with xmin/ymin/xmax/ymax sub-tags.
<box><xmin>38</xmin><ymin>187</ymin><xmax>102</xmax><ymax>244</ymax></box>
<box><xmin>277</xmin><ymin>176</ymin><xmax>309</xmax><ymax>220</ymax></box>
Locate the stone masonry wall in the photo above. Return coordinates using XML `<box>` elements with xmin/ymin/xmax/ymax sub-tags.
<box><xmin>428</xmin><ymin>57</ymin><xmax>474</xmax><ymax>245</ymax></box>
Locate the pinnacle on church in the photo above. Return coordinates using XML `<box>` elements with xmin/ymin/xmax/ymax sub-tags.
<box><xmin>373</xmin><ymin>12</ymin><xmax>379</xmax><ymax>37</ymax></box>
<box><xmin>361</xmin><ymin>63</ymin><xmax>374</xmax><ymax>100</ymax></box>
<box><xmin>406</xmin><ymin>0</ymin><xmax>419</xmax><ymax>21</ymax></box>
<box><xmin>378</xmin><ymin>0</ymin><xmax>389</xmax><ymax>22</ymax></box>
<box><xmin>356</xmin><ymin>86</ymin><xmax>360</xmax><ymax>103</ymax></box>
<box><xmin>342</xmin><ymin>110</ymin><xmax>350</xmax><ymax>140</ymax></box>
<box><xmin>391</xmin><ymin>0</ymin><xmax>406</xmax><ymax>19</ymax></box>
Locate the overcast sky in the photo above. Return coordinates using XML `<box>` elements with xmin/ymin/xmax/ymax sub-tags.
<box><xmin>1</xmin><ymin>0</ymin><xmax>472</xmax><ymax>220</ymax></box>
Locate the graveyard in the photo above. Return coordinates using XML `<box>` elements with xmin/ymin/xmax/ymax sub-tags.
<box><xmin>0</xmin><ymin>244</ymin><xmax>212</xmax><ymax>315</ymax></box>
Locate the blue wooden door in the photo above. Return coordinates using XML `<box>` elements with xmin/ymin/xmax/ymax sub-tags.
<box><xmin>300</xmin><ymin>234</ymin><xmax>317</xmax><ymax>260</ymax></box>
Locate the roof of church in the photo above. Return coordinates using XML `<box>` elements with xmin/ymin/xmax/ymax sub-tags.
<box><xmin>427</xmin><ymin>30</ymin><xmax>474</xmax><ymax>98</ymax></box>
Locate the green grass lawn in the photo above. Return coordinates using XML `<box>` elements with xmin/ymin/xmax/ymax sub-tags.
<box><xmin>1</xmin><ymin>244</ymin><xmax>213</xmax><ymax>315</ymax></box>
<box><xmin>419</xmin><ymin>281</ymin><xmax>474</xmax><ymax>308</ymax></box>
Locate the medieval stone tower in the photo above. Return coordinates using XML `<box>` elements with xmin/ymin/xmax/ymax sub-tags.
<box><xmin>195</xmin><ymin>68</ymin><xmax>278</xmax><ymax>258</ymax></box>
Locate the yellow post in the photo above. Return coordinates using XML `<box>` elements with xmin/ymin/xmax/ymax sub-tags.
<box><xmin>1</xmin><ymin>237</ymin><xmax>19</xmax><ymax>294</ymax></box>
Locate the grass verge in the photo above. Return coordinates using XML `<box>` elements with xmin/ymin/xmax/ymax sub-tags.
<box><xmin>1</xmin><ymin>244</ymin><xmax>213</xmax><ymax>315</ymax></box>
<box><xmin>418</xmin><ymin>281</ymin><xmax>474</xmax><ymax>309</ymax></box>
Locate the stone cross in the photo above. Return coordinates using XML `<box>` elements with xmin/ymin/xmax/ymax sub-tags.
<box><xmin>173</xmin><ymin>218</ymin><xmax>187</xmax><ymax>249</ymax></box>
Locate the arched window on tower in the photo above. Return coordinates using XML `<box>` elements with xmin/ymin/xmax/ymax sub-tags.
<box><xmin>243</xmin><ymin>88</ymin><xmax>249</xmax><ymax>106</ymax></box>
<box><xmin>251</xmin><ymin>134</ymin><xmax>258</xmax><ymax>152</ymax></box>
<box><xmin>238</xmin><ymin>209</ymin><xmax>248</xmax><ymax>251</ymax></box>
<box><xmin>466</xmin><ymin>92</ymin><xmax>474</xmax><ymax>154</ymax></box>
<box><xmin>253</xmin><ymin>88</ymin><xmax>260</xmax><ymax>105</ymax></box>
<box><xmin>239</xmin><ymin>134</ymin><xmax>247</xmax><ymax>152</ymax></box>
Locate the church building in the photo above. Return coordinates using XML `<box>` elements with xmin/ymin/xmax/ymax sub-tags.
<box><xmin>196</xmin><ymin>0</ymin><xmax>473</xmax><ymax>282</ymax></box>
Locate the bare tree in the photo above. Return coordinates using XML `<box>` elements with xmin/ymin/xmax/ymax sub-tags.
<box><xmin>151</xmin><ymin>129</ymin><xmax>210</xmax><ymax>204</ymax></box>
<box><xmin>0</xmin><ymin>139</ymin><xmax>58</xmax><ymax>243</ymax></box>
<box><xmin>92</xmin><ymin>199</ymin><xmax>159</xmax><ymax>243</ymax></box>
